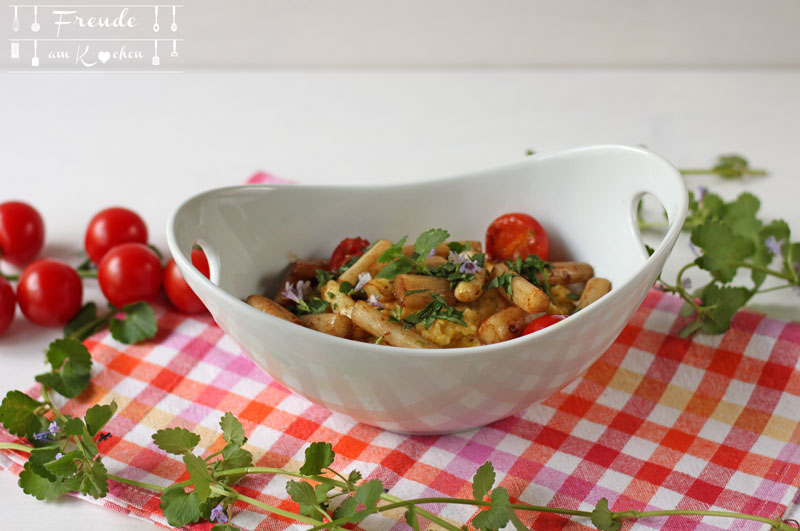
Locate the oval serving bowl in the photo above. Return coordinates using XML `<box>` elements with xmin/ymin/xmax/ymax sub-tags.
<box><xmin>167</xmin><ymin>145</ymin><xmax>687</xmax><ymax>435</ymax></box>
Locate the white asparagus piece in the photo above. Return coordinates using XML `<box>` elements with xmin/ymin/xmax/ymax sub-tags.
<box><xmin>321</xmin><ymin>280</ymin><xmax>356</xmax><ymax>318</ymax></box>
<box><xmin>393</xmin><ymin>274</ymin><xmax>457</xmax><ymax>309</ymax></box>
<box><xmin>299</xmin><ymin>313</ymin><xmax>354</xmax><ymax>338</ymax></box>
<box><xmin>492</xmin><ymin>263</ymin><xmax>550</xmax><ymax>314</ymax></box>
<box><xmin>246</xmin><ymin>295</ymin><xmax>302</xmax><ymax>325</ymax></box>
<box><xmin>540</xmin><ymin>262</ymin><xmax>594</xmax><ymax>285</ymax></box>
<box><xmin>576</xmin><ymin>277</ymin><xmax>612</xmax><ymax>310</ymax></box>
<box><xmin>351</xmin><ymin>301</ymin><xmax>437</xmax><ymax>348</ymax></box>
<box><xmin>454</xmin><ymin>250</ymin><xmax>486</xmax><ymax>303</ymax></box>
<box><xmin>477</xmin><ymin>306</ymin><xmax>528</xmax><ymax>344</ymax></box>
<box><xmin>339</xmin><ymin>240</ymin><xmax>392</xmax><ymax>285</ymax></box>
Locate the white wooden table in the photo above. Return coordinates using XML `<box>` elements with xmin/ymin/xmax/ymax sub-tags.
<box><xmin>1</xmin><ymin>69</ymin><xmax>799</xmax><ymax>530</ymax></box>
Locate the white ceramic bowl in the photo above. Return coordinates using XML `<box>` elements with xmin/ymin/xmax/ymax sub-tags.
<box><xmin>167</xmin><ymin>145</ymin><xmax>687</xmax><ymax>434</ymax></box>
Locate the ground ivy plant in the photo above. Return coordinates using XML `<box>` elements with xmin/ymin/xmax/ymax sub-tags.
<box><xmin>0</xmin><ymin>153</ymin><xmax>798</xmax><ymax>529</ymax></box>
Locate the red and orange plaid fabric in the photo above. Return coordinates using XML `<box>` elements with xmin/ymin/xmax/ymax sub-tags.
<box><xmin>2</xmin><ymin>288</ymin><xmax>800</xmax><ymax>530</ymax></box>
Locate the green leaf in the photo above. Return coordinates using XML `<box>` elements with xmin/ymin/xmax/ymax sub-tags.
<box><xmin>472</xmin><ymin>487</ymin><xmax>510</xmax><ymax>530</ymax></box>
<box><xmin>698</xmin><ymin>284</ymin><xmax>752</xmax><ymax>335</ymax></box>
<box><xmin>85</xmin><ymin>401</ymin><xmax>118</xmax><ymax>436</ymax></box>
<box><xmin>160</xmin><ymin>484</ymin><xmax>202</xmax><ymax>527</ymax></box>
<box><xmin>109</xmin><ymin>302</ymin><xmax>157</xmax><ymax>344</ymax></box>
<box><xmin>347</xmin><ymin>469</ymin><xmax>362</xmax><ymax>485</ymax></box>
<box><xmin>376</xmin><ymin>236</ymin><xmax>408</xmax><ymax>264</ymax></box>
<box><xmin>220</xmin><ymin>412</ymin><xmax>246</xmax><ymax>450</ymax></box>
<box><xmin>691</xmin><ymin>220</ymin><xmax>755</xmax><ymax>282</ymax></box>
<box><xmin>63</xmin><ymin>302</ymin><xmax>103</xmax><ymax>340</ymax></box>
<box><xmin>354</xmin><ymin>479</ymin><xmax>383</xmax><ymax>510</ymax></box>
<box><xmin>152</xmin><ymin>427</ymin><xmax>201</xmax><ymax>455</ymax></box>
<box><xmin>19</xmin><ymin>461</ymin><xmax>66</xmax><ymax>500</ymax></box>
<box><xmin>27</xmin><ymin>447</ymin><xmax>62</xmax><ymax>481</ymax></box>
<box><xmin>678</xmin><ymin>302</ymin><xmax>695</xmax><ymax>318</ymax></box>
<box><xmin>80</xmin><ymin>458</ymin><xmax>109</xmax><ymax>499</ymax></box>
<box><xmin>590</xmin><ymin>498</ymin><xmax>622</xmax><ymax>531</ymax></box>
<box><xmin>37</xmin><ymin>337</ymin><xmax>94</xmax><ymax>398</ymax></box>
<box><xmin>299</xmin><ymin>441</ymin><xmax>335</xmax><ymax>476</ymax></box>
<box><xmin>414</xmin><ymin>228</ymin><xmax>449</xmax><ymax>259</ymax></box>
<box><xmin>339</xmin><ymin>281</ymin><xmax>355</xmax><ymax>295</ymax></box>
<box><xmin>44</xmin><ymin>450</ymin><xmax>80</xmax><ymax>478</ymax></box>
<box><xmin>216</xmin><ymin>447</ymin><xmax>253</xmax><ymax>477</ymax></box>
<box><xmin>376</xmin><ymin>256</ymin><xmax>416</xmax><ymax>279</ymax></box>
<box><xmin>0</xmin><ymin>390</ymin><xmax>43</xmax><ymax>437</ymax></box>
<box><xmin>63</xmin><ymin>416</ymin><xmax>86</xmax><ymax>436</ymax></box>
<box><xmin>333</xmin><ymin>496</ymin><xmax>357</xmax><ymax>521</ymax></box>
<box><xmin>472</xmin><ymin>462</ymin><xmax>496</xmax><ymax>501</ymax></box>
<box><xmin>286</xmin><ymin>480</ymin><xmax>319</xmax><ymax>516</ymax></box>
<box><xmin>184</xmin><ymin>452</ymin><xmax>214</xmax><ymax>503</ymax></box>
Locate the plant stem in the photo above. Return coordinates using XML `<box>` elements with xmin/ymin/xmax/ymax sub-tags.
<box><xmin>108</xmin><ymin>473</ymin><xmax>168</xmax><ymax>492</ymax></box>
<box><xmin>66</xmin><ymin>311</ymin><xmax>113</xmax><ymax>341</ymax></box>
<box><xmin>0</xmin><ymin>442</ymin><xmax>33</xmax><ymax>453</ymax></box>
<box><xmin>40</xmin><ymin>385</ymin><xmax>66</xmax><ymax>422</ymax></box>
<box><xmin>209</xmin><ymin>484</ymin><xmax>321</xmax><ymax>525</ymax></box>
<box><xmin>204</xmin><ymin>449</ymin><xmax>224</xmax><ymax>462</ymax></box>
<box><xmin>615</xmin><ymin>509</ymin><xmax>792</xmax><ymax>530</ymax></box>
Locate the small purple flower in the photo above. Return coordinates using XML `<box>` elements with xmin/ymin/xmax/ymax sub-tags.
<box><xmin>282</xmin><ymin>280</ymin><xmax>310</xmax><ymax>304</ymax></box>
<box><xmin>55</xmin><ymin>452</ymin><xmax>64</xmax><ymax>460</ymax></box>
<box><xmin>688</xmin><ymin>241</ymin><xmax>700</xmax><ymax>257</ymax></box>
<box><xmin>354</xmin><ymin>272</ymin><xmax>372</xmax><ymax>293</ymax></box>
<box><xmin>48</xmin><ymin>421</ymin><xmax>60</xmax><ymax>436</ymax></box>
<box><xmin>368</xmin><ymin>294</ymin><xmax>385</xmax><ymax>309</ymax></box>
<box><xmin>210</xmin><ymin>503</ymin><xmax>228</xmax><ymax>524</ymax></box>
<box><xmin>448</xmin><ymin>251</ymin><xmax>482</xmax><ymax>274</ymax></box>
<box><xmin>427</xmin><ymin>248</ymin><xmax>437</xmax><ymax>257</ymax></box>
<box><xmin>681</xmin><ymin>277</ymin><xmax>692</xmax><ymax>290</ymax></box>
<box><xmin>447</xmin><ymin>250</ymin><xmax>465</xmax><ymax>265</ymax></box>
<box><xmin>697</xmin><ymin>186</ymin><xmax>708</xmax><ymax>203</ymax></box>
<box><xmin>33</xmin><ymin>432</ymin><xmax>53</xmax><ymax>442</ymax></box>
<box><xmin>765</xmin><ymin>235</ymin><xmax>784</xmax><ymax>262</ymax></box>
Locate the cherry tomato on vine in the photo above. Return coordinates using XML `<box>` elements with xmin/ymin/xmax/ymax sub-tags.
<box><xmin>0</xmin><ymin>201</ymin><xmax>45</xmax><ymax>267</ymax></box>
<box><xmin>0</xmin><ymin>276</ymin><xmax>15</xmax><ymax>335</ymax></box>
<box><xmin>98</xmin><ymin>243</ymin><xmax>162</xmax><ymax>308</ymax></box>
<box><xmin>486</xmin><ymin>213</ymin><xmax>549</xmax><ymax>261</ymax></box>
<box><xmin>329</xmin><ymin>237</ymin><xmax>370</xmax><ymax>272</ymax></box>
<box><xmin>522</xmin><ymin>314</ymin><xmax>566</xmax><ymax>336</ymax></box>
<box><xmin>85</xmin><ymin>207</ymin><xmax>148</xmax><ymax>264</ymax></box>
<box><xmin>17</xmin><ymin>259</ymin><xmax>82</xmax><ymax>326</ymax></box>
<box><xmin>164</xmin><ymin>248</ymin><xmax>210</xmax><ymax>314</ymax></box>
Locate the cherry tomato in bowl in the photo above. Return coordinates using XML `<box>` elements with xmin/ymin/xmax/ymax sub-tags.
<box><xmin>98</xmin><ymin>243</ymin><xmax>162</xmax><ymax>307</ymax></box>
<box><xmin>522</xmin><ymin>314</ymin><xmax>566</xmax><ymax>336</ymax></box>
<box><xmin>85</xmin><ymin>207</ymin><xmax>148</xmax><ymax>264</ymax></box>
<box><xmin>486</xmin><ymin>212</ymin><xmax>549</xmax><ymax>261</ymax></box>
<box><xmin>17</xmin><ymin>259</ymin><xmax>82</xmax><ymax>326</ymax></box>
<box><xmin>0</xmin><ymin>201</ymin><xmax>45</xmax><ymax>267</ymax></box>
<box><xmin>0</xmin><ymin>276</ymin><xmax>15</xmax><ymax>335</ymax></box>
<box><xmin>164</xmin><ymin>248</ymin><xmax>210</xmax><ymax>314</ymax></box>
<box><xmin>329</xmin><ymin>237</ymin><xmax>370</xmax><ymax>272</ymax></box>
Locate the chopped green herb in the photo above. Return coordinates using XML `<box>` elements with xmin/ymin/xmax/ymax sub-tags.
<box><xmin>315</xmin><ymin>269</ymin><xmax>335</xmax><ymax>285</ymax></box>
<box><xmin>399</xmin><ymin>293</ymin><xmax>465</xmax><ymax>330</ymax></box>
<box><xmin>293</xmin><ymin>297</ymin><xmax>330</xmax><ymax>315</ymax></box>
<box><xmin>488</xmin><ymin>272</ymin><xmax>514</xmax><ymax>298</ymax></box>
<box><xmin>339</xmin><ymin>281</ymin><xmax>355</xmax><ymax>295</ymax></box>
<box><xmin>404</xmin><ymin>289</ymin><xmax>430</xmax><ymax>296</ymax></box>
<box><xmin>506</xmin><ymin>255</ymin><xmax>552</xmax><ymax>298</ymax></box>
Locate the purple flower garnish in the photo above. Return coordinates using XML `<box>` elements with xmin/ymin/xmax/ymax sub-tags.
<box><xmin>282</xmin><ymin>280</ymin><xmax>310</xmax><ymax>304</ymax></box>
<box><xmin>368</xmin><ymin>294</ymin><xmax>385</xmax><ymax>309</ymax></box>
<box><xmin>688</xmin><ymin>241</ymin><xmax>700</xmax><ymax>257</ymax></box>
<box><xmin>765</xmin><ymin>235</ymin><xmax>784</xmax><ymax>262</ymax></box>
<box><xmin>33</xmin><ymin>432</ymin><xmax>53</xmax><ymax>442</ymax></box>
<box><xmin>448</xmin><ymin>250</ymin><xmax>483</xmax><ymax>274</ymax></box>
<box><xmin>354</xmin><ymin>272</ymin><xmax>372</xmax><ymax>293</ymax></box>
<box><xmin>48</xmin><ymin>421</ymin><xmax>60</xmax><ymax>436</ymax></box>
<box><xmin>697</xmin><ymin>186</ymin><xmax>708</xmax><ymax>202</ymax></box>
<box><xmin>681</xmin><ymin>277</ymin><xmax>692</xmax><ymax>290</ymax></box>
<box><xmin>55</xmin><ymin>452</ymin><xmax>64</xmax><ymax>460</ymax></box>
<box><xmin>427</xmin><ymin>248</ymin><xmax>437</xmax><ymax>257</ymax></box>
<box><xmin>210</xmin><ymin>503</ymin><xmax>228</xmax><ymax>524</ymax></box>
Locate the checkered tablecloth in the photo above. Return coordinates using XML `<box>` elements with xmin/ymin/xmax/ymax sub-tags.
<box><xmin>2</xmin><ymin>288</ymin><xmax>800</xmax><ymax>530</ymax></box>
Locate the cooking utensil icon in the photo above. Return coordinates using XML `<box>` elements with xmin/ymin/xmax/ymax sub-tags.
<box><xmin>171</xmin><ymin>6</ymin><xmax>177</xmax><ymax>32</ymax></box>
<box><xmin>152</xmin><ymin>40</ymin><xmax>160</xmax><ymax>66</ymax></box>
<box><xmin>31</xmin><ymin>6</ymin><xmax>40</xmax><ymax>32</ymax></box>
<box><xmin>10</xmin><ymin>41</ymin><xmax>19</xmax><ymax>59</ymax></box>
<box><xmin>153</xmin><ymin>6</ymin><xmax>159</xmax><ymax>32</ymax></box>
<box><xmin>171</xmin><ymin>39</ymin><xmax>178</xmax><ymax>57</ymax></box>
<box><xmin>12</xmin><ymin>6</ymin><xmax>19</xmax><ymax>31</ymax></box>
<box><xmin>32</xmin><ymin>40</ymin><xmax>39</xmax><ymax>67</ymax></box>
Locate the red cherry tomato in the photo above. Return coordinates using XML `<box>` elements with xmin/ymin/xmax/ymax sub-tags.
<box><xmin>0</xmin><ymin>276</ymin><xmax>15</xmax><ymax>335</ymax></box>
<box><xmin>98</xmin><ymin>243</ymin><xmax>162</xmax><ymax>308</ymax></box>
<box><xmin>522</xmin><ymin>314</ymin><xmax>566</xmax><ymax>336</ymax></box>
<box><xmin>0</xmin><ymin>201</ymin><xmax>45</xmax><ymax>267</ymax></box>
<box><xmin>164</xmin><ymin>248</ymin><xmax>210</xmax><ymax>314</ymax></box>
<box><xmin>17</xmin><ymin>259</ymin><xmax>82</xmax><ymax>326</ymax></box>
<box><xmin>329</xmin><ymin>237</ymin><xmax>370</xmax><ymax>272</ymax></box>
<box><xmin>85</xmin><ymin>207</ymin><xmax>148</xmax><ymax>264</ymax></box>
<box><xmin>486</xmin><ymin>213</ymin><xmax>549</xmax><ymax>261</ymax></box>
